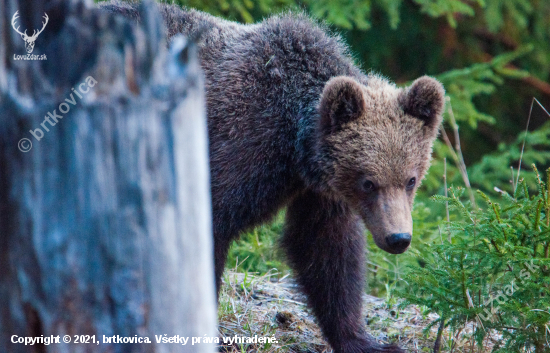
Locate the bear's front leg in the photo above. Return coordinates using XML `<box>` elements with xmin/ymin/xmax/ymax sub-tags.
<box><xmin>282</xmin><ymin>190</ymin><xmax>405</xmax><ymax>353</ymax></box>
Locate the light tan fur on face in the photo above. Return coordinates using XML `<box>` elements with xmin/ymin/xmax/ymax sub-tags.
<box><xmin>317</xmin><ymin>74</ymin><xmax>444</xmax><ymax>254</ymax></box>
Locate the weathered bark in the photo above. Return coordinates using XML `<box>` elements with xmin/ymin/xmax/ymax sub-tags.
<box><xmin>0</xmin><ymin>0</ymin><xmax>216</xmax><ymax>352</ymax></box>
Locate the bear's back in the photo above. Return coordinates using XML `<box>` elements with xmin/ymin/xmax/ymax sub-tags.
<box><xmin>102</xmin><ymin>2</ymin><xmax>366</xmax><ymax>116</ymax></box>
<box><xmin>194</xmin><ymin>11</ymin><xmax>366</xmax><ymax>126</ymax></box>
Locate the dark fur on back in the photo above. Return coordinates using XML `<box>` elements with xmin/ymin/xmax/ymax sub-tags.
<box><xmin>102</xmin><ymin>2</ymin><xmax>411</xmax><ymax>352</ymax></box>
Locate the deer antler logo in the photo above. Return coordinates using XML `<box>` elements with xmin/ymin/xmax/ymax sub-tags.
<box><xmin>11</xmin><ymin>11</ymin><xmax>49</xmax><ymax>54</ymax></box>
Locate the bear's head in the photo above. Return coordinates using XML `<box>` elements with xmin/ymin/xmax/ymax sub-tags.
<box><xmin>317</xmin><ymin>75</ymin><xmax>445</xmax><ymax>254</ymax></box>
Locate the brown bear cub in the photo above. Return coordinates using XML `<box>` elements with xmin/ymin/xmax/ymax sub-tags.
<box><xmin>103</xmin><ymin>3</ymin><xmax>445</xmax><ymax>352</ymax></box>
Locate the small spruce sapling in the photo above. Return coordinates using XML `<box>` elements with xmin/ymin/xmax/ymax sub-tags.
<box><xmin>399</xmin><ymin>165</ymin><xmax>550</xmax><ymax>352</ymax></box>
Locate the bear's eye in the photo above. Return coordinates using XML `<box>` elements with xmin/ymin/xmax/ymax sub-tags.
<box><xmin>406</xmin><ymin>177</ymin><xmax>416</xmax><ymax>190</ymax></box>
<box><xmin>363</xmin><ymin>180</ymin><xmax>375</xmax><ymax>193</ymax></box>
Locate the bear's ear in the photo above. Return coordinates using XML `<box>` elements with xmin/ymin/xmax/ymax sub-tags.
<box><xmin>318</xmin><ymin>76</ymin><xmax>366</xmax><ymax>133</ymax></box>
<box><xmin>400</xmin><ymin>76</ymin><xmax>445</xmax><ymax>129</ymax></box>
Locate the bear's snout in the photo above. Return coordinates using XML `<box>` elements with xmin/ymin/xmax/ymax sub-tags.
<box><xmin>386</xmin><ymin>233</ymin><xmax>412</xmax><ymax>254</ymax></box>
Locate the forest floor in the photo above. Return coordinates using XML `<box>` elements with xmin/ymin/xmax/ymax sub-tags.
<box><xmin>217</xmin><ymin>271</ymin><xmax>446</xmax><ymax>352</ymax></box>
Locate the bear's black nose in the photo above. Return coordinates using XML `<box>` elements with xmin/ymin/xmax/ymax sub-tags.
<box><xmin>386</xmin><ymin>233</ymin><xmax>412</xmax><ymax>253</ymax></box>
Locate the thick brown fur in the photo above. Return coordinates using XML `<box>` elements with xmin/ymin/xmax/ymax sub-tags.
<box><xmin>101</xmin><ymin>2</ymin><xmax>445</xmax><ymax>352</ymax></box>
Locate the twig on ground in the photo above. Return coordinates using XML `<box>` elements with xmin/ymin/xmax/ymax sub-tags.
<box><xmin>433</xmin><ymin>318</ymin><xmax>445</xmax><ymax>353</ymax></box>
<box><xmin>254</xmin><ymin>295</ymin><xmax>306</xmax><ymax>306</ymax></box>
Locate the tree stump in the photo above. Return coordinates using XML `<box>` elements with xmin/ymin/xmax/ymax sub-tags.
<box><xmin>0</xmin><ymin>0</ymin><xmax>216</xmax><ymax>352</ymax></box>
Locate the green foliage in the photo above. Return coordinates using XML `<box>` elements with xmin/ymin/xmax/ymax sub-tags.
<box><xmin>413</xmin><ymin>0</ymin><xmax>480</xmax><ymax>27</ymax></box>
<box><xmin>436</xmin><ymin>46</ymin><xmax>532</xmax><ymax>128</ymax></box>
<box><xmin>226</xmin><ymin>211</ymin><xmax>289</xmax><ymax>275</ymax></box>
<box><xmin>422</xmin><ymin>119</ymin><xmax>550</xmax><ymax>203</ymax></box>
<box><xmin>166</xmin><ymin>0</ymin><xmax>545</xmax><ymax>34</ymax></box>
<box><xmin>168</xmin><ymin>0</ymin><xmax>296</xmax><ymax>23</ymax></box>
<box><xmin>308</xmin><ymin>0</ymin><xmax>372</xmax><ymax>29</ymax></box>
<box><xmin>468</xmin><ymin>121</ymin><xmax>550</xmax><ymax>194</ymax></box>
<box><xmin>399</xmin><ymin>168</ymin><xmax>550</xmax><ymax>352</ymax></box>
<box><xmin>484</xmin><ymin>0</ymin><xmax>532</xmax><ymax>33</ymax></box>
